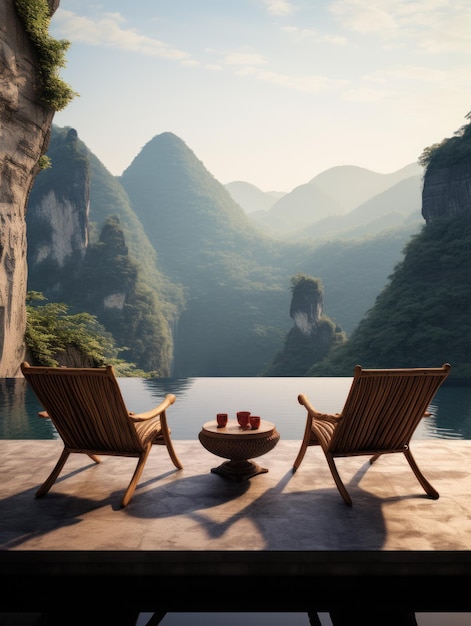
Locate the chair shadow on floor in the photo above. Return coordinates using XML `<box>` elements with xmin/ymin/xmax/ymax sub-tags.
<box><xmin>127</xmin><ymin>460</ymin><xmax>392</xmax><ymax>551</ymax></box>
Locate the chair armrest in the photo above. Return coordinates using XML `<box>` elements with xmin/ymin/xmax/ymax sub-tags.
<box><xmin>128</xmin><ymin>393</ymin><xmax>176</xmax><ymax>422</ymax></box>
<box><xmin>298</xmin><ymin>393</ymin><xmax>341</xmax><ymax>423</ymax></box>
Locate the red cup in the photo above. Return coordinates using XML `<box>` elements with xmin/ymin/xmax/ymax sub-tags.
<box><xmin>216</xmin><ymin>413</ymin><xmax>228</xmax><ymax>428</ymax></box>
<box><xmin>236</xmin><ymin>411</ymin><xmax>251</xmax><ymax>428</ymax></box>
<box><xmin>250</xmin><ymin>415</ymin><xmax>261</xmax><ymax>430</ymax></box>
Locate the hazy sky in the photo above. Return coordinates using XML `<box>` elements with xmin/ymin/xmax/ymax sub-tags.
<box><xmin>50</xmin><ymin>0</ymin><xmax>471</xmax><ymax>192</ymax></box>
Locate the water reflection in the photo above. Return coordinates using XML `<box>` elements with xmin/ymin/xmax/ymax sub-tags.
<box><xmin>427</xmin><ymin>385</ymin><xmax>471</xmax><ymax>439</ymax></box>
<box><xmin>0</xmin><ymin>378</ymin><xmax>57</xmax><ymax>440</ymax></box>
<box><xmin>1</xmin><ymin>376</ymin><xmax>470</xmax><ymax>441</ymax></box>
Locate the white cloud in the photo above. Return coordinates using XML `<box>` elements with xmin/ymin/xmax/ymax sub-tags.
<box><xmin>281</xmin><ymin>25</ymin><xmax>347</xmax><ymax>45</ymax></box>
<box><xmin>259</xmin><ymin>0</ymin><xmax>296</xmax><ymax>17</ymax></box>
<box><xmin>50</xmin><ymin>1</ymin><xmax>471</xmax><ymax>189</ymax></box>
<box><xmin>222</xmin><ymin>52</ymin><xmax>268</xmax><ymax>66</ymax></box>
<box><xmin>343</xmin><ymin>86</ymin><xmax>394</xmax><ymax>102</ymax></box>
<box><xmin>241</xmin><ymin>68</ymin><xmax>347</xmax><ymax>93</ymax></box>
<box><xmin>54</xmin><ymin>9</ymin><xmax>190</xmax><ymax>61</ymax></box>
<box><xmin>330</xmin><ymin>0</ymin><xmax>397</xmax><ymax>34</ymax></box>
<box><xmin>379</xmin><ymin>65</ymin><xmax>448</xmax><ymax>83</ymax></box>
<box><xmin>329</xmin><ymin>0</ymin><xmax>471</xmax><ymax>53</ymax></box>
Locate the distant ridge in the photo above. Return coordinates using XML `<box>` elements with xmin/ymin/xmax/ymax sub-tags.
<box><xmin>310</xmin><ymin>163</ymin><xmax>423</xmax><ymax>212</ymax></box>
<box><xmin>228</xmin><ymin>163</ymin><xmax>424</xmax><ymax>239</ymax></box>
<box><xmin>225</xmin><ymin>180</ymin><xmax>286</xmax><ymax>214</ymax></box>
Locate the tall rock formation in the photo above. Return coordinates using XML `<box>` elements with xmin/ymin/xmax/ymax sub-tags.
<box><xmin>263</xmin><ymin>274</ymin><xmax>346</xmax><ymax>376</ymax></box>
<box><xmin>27</xmin><ymin>127</ymin><xmax>89</xmax><ymax>296</ymax></box>
<box><xmin>0</xmin><ymin>0</ymin><xmax>58</xmax><ymax>376</ymax></box>
<box><xmin>421</xmin><ymin>116</ymin><xmax>471</xmax><ymax>222</ymax></box>
<box><xmin>422</xmin><ymin>163</ymin><xmax>471</xmax><ymax>222</ymax></box>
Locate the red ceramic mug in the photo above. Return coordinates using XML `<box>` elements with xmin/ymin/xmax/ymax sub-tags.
<box><xmin>216</xmin><ymin>413</ymin><xmax>228</xmax><ymax>428</ymax></box>
<box><xmin>250</xmin><ymin>415</ymin><xmax>261</xmax><ymax>430</ymax></box>
<box><xmin>236</xmin><ymin>411</ymin><xmax>251</xmax><ymax>428</ymax></box>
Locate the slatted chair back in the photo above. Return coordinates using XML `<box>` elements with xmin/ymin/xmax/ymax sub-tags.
<box><xmin>331</xmin><ymin>365</ymin><xmax>451</xmax><ymax>455</ymax></box>
<box><xmin>22</xmin><ymin>364</ymin><xmax>143</xmax><ymax>453</ymax></box>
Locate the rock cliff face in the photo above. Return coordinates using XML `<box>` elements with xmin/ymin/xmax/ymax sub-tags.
<box><xmin>422</xmin><ymin>163</ymin><xmax>471</xmax><ymax>223</ymax></box>
<box><xmin>290</xmin><ymin>277</ymin><xmax>324</xmax><ymax>335</ymax></box>
<box><xmin>0</xmin><ymin>0</ymin><xmax>58</xmax><ymax>376</ymax></box>
<box><xmin>27</xmin><ymin>128</ymin><xmax>89</xmax><ymax>295</ymax></box>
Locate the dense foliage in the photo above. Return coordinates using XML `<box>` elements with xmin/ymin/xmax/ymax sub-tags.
<box><xmin>14</xmin><ymin>0</ymin><xmax>76</xmax><ymax>110</ymax></box>
<box><xmin>308</xmin><ymin>215</ymin><xmax>471</xmax><ymax>377</ymax></box>
<box><xmin>25</xmin><ymin>292</ymin><xmax>146</xmax><ymax>376</ymax></box>
<box><xmin>419</xmin><ymin>111</ymin><xmax>471</xmax><ymax>170</ymax></box>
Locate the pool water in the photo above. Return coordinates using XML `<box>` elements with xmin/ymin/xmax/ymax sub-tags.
<box><xmin>1</xmin><ymin>377</ymin><xmax>470</xmax><ymax>441</ymax></box>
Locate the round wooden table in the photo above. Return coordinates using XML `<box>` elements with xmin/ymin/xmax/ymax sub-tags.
<box><xmin>198</xmin><ymin>419</ymin><xmax>280</xmax><ymax>481</ymax></box>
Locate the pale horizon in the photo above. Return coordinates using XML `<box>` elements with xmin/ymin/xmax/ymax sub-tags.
<box><xmin>50</xmin><ymin>1</ymin><xmax>471</xmax><ymax>192</ymax></box>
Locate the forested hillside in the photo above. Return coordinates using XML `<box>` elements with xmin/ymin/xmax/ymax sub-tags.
<box><xmin>307</xmin><ymin>216</ymin><xmax>471</xmax><ymax>377</ymax></box>
<box><xmin>26</xmin><ymin>126</ymin><xmax>428</xmax><ymax>376</ymax></box>
<box><xmin>306</xmin><ymin>115</ymin><xmax>471</xmax><ymax>378</ymax></box>
<box><xmin>26</xmin><ymin>127</ymin><xmax>176</xmax><ymax>374</ymax></box>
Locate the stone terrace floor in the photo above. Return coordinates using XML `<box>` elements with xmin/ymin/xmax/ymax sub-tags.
<box><xmin>1</xmin><ymin>439</ymin><xmax>471</xmax><ymax>619</ymax></box>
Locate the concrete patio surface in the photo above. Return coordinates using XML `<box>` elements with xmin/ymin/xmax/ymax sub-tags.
<box><xmin>0</xmin><ymin>439</ymin><xmax>470</xmax><ymax>616</ymax></box>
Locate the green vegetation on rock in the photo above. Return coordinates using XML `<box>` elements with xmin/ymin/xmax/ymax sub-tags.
<box><xmin>15</xmin><ymin>0</ymin><xmax>77</xmax><ymax>110</ymax></box>
<box><xmin>25</xmin><ymin>291</ymin><xmax>147</xmax><ymax>376</ymax></box>
<box><xmin>419</xmin><ymin>111</ymin><xmax>471</xmax><ymax>170</ymax></box>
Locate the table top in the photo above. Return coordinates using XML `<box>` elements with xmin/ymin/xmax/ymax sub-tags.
<box><xmin>201</xmin><ymin>419</ymin><xmax>276</xmax><ymax>439</ymax></box>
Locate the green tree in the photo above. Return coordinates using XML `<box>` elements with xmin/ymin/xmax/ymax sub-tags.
<box><xmin>25</xmin><ymin>291</ymin><xmax>145</xmax><ymax>375</ymax></box>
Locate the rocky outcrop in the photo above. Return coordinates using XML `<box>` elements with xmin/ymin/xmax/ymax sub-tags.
<box><xmin>264</xmin><ymin>275</ymin><xmax>346</xmax><ymax>376</ymax></box>
<box><xmin>0</xmin><ymin>0</ymin><xmax>58</xmax><ymax>376</ymax></box>
<box><xmin>290</xmin><ymin>275</ymin><xmax>324</xmax><ymax>335</ymax></box>
<box><xmin>422</xmin><ymin>163</ymin><xmax>471</xmax><ymax>223</ymax></box>
<box><xmin>27</xmin><ymin>128</ymin><xmax>89</xmax><ymax>296</ymax></box>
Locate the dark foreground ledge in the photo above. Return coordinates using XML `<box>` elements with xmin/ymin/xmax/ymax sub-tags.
<box><xmin>1</xmin><ymin>550</ymin><xmax>471</xmax><ymax>613</ymax></box>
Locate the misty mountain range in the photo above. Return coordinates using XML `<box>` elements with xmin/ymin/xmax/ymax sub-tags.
<box><xmin>27</xmin><ymin>127</ymin><xmax>427</xmax><ymax>376</ymax></box>
<box><xmin>225</xmin><ymin>162</ymin><xmax>423</xmax><ymax>240</ymax></box>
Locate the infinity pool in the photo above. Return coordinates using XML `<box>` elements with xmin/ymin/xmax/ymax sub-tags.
<box><xmin>1</xmin><ymin>376</ymin><xmax>470</xmax><ymax>441</ymax></box>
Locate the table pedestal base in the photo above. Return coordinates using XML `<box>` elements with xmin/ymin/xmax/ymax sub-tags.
<box><xmin>211</xmin><ymin>459</ymin><xmax>268</xmax><ymax>482</ymax></box>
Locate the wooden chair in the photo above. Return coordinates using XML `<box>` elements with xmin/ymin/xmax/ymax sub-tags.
<box><xmin>21</xmin><ymin>362</ymin><xmax>183</xmax><ymax>507</ymax></box>
<box><xmin>293</xmin><ymin>364</ymin><xmax>451</xmax><ymax>505</ymax></box>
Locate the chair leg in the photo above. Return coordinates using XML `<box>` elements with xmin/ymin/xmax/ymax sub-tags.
<box><xmin>36</xmin><ymin>447</ymin><xmax>70</xmax><ymax>498</ymax></box>
<box><xmin>293</xmin><ymin>438</ymin><xmax>309</xmax><ymax>471</ymax></box>
<box><xmin>325</xmin><ymin>453</ymin><xmax>353</xmax><ymax>506</ymax></box>
<box><xmin>163</xmin><ymin>435</ymin><xmax>183</xmax><ymax>470</ymax></box>
<box><xmin>293</xmin><ymin>418</ymin><xmax>313</xmax><ymax>471</ymax></box>
<box><xmin>121</xmin><ymin>446</ymin><xmax>153</xmax><ymax>508</ymax></box>
<box><xmin>369</xmin><ymin>452</ymin><xmax>383</xmax><ymax>464</ymax></box>
<box><xmin>404</xmin><ymin>448</ymin><xmax>439</xmax><ymax>499</ymax></box>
